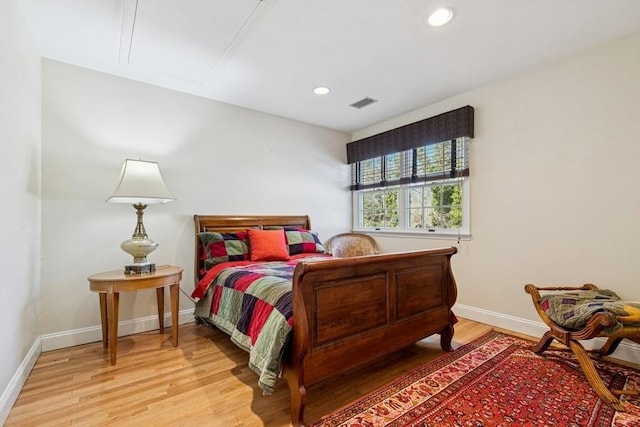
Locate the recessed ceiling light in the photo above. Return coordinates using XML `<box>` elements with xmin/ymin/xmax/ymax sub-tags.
<box><xmin>427</xmin><ymin>7</ymin><xmax>454</xmax><ymax>27</ymax></box>
<box><xmin>313</xmin><ymin>86</ymin><xmax>330</xmax><ymax>95</ymax></box>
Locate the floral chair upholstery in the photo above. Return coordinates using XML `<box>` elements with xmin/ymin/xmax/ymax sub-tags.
<box><xmin>324</xmin><ymin>233</ymin><xmax>379</xmax><ymax>258</ymax></box>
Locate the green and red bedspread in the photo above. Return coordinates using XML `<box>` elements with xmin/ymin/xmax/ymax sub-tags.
<box><xmin>191</xmin><ymin>254</ymin><xmax>330</xmax><ymax>393</ymax></box>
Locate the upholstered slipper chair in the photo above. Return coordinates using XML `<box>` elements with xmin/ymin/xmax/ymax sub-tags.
<box><xmin>324</xmin><ymin>233</ymin><xmax>379</xmax><ymax>258</ymax></box>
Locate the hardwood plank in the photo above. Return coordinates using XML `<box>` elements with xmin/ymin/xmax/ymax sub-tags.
<box><xmin>2</xmin><ymin>318</ymin><xmax>549</xmax><ymax>426</ymax></box>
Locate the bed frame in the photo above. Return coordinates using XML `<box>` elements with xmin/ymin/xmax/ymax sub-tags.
<box><xmin>193</xmin><ymin>215</ymin><xmax>458</xmax><ymax>426</ymax></box>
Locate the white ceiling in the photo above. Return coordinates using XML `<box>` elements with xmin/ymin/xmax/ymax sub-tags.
<box><xmin>20</xmin><ymin>0</ymin><xmax>640</xmax><ymax>132</ymax></box>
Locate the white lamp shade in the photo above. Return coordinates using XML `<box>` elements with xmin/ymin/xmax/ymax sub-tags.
<box><xmin>106</xmin><ymin>159</ymin><xmax>175</xmax><ymax>205</ymax></box>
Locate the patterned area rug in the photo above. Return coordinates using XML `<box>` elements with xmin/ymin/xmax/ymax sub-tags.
<box><xmin>310</xmin><ymin>331</ymin><xmax>640</xmax><ymax>426</ymax></box>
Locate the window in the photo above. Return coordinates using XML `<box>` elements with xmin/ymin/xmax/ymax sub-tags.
<box><xmin>346</xmin><ymin>106</ymin><xmax>474</xmax><ymax>237</ymax></box>
<box><xmin>407</xmin><ymin>180</ymin><xmax>465</xmax><ymax>230</ymax></box>
<box><xmin>360</xmin><ymin>187</ymin><xmax>399</xmax><ymax>228</ymax></box>
<box><xmin>352</xmin><ymin>138</ymin><xmax>470</xmax><ymax>236</ymax></box>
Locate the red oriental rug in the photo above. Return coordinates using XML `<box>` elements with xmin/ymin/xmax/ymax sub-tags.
<box><xmin>310</xmin><ymin>331</ymin><xmax>640</xmax><ymax>427</ymax></box>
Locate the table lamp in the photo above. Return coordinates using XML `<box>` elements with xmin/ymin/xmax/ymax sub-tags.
<box><xmin>106</xmin><ymin>159</ymin><xmax>175</xmax><ymax>274</ymax></box>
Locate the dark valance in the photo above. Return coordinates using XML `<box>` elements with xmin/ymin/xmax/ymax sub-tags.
<box><xmin>346</xmin><ymin>105</ymin><xmax>474</xmax><ymax>164</ymax></box>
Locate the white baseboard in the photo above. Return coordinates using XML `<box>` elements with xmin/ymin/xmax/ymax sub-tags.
<box><xmin>454</xmin><ymin>303</ymin><xmax>640</xmax><ymax>365</ymax></box>
<box><xmin>0</xmin><ymin>336</ymin><xmax>41</xmax><ymax>426</ymax></box>
<box><xmin>41</xmin><ymin>309</ymin><xmax>196</xmax><ymax>351</ymax></box>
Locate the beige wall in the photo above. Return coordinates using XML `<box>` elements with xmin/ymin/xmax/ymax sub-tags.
<box><xmin>0</xmin><ymin>0</ymin><xmax>41</xmax><ymax>420</ymax></box>
<box><xmin>40</xmin><ymin>60</ymin><xmax>351</xmax><ymax>340</ymax></box>
<box><xmin>354</xmin><ymin>32</ymin><xmax>640</xmax><ymax>336</ymax></box>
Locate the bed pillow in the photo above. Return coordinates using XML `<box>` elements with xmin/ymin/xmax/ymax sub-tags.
<box><xmin>198</xmin><ymin>231</ymin><xmax>250</xmax><ymax>270</ymax></box>
<box><xmin>248</xmin><ymin>228</ymin><xmax>290</xmax><ymax>261</ymax></box>
<box><xmin>284</xmin><ymin>228</ymin><xmax>326</xmax><ymax>255</ymax></box>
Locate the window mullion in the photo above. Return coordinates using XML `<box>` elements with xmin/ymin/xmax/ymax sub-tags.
<box><xmin>397</xmin><ymin>187</ymin><xmax>407</xmax><ymax>229</ymax></box>
<box><xmin>450</xmin><ymin>139</ymin><xmax>456</xmax><ymax>178</ymax></box>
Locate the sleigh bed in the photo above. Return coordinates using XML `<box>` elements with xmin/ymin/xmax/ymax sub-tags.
<box><xmin>192</xmin><ymin>214</ymin><xmax>458</xmax><ymax>426</ymax></box>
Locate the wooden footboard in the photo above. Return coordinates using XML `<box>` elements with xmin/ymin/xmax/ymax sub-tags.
<box><xmin>285</xmin><ymin>247</ymin><xmax>457</xmax><ymax>426</ymax></box>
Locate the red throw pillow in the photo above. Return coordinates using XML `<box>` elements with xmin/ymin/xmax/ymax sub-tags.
<box><xmin>248</xmin><ymin>229</ymin><xmax>290</xmax><ymax>261</ymax></box>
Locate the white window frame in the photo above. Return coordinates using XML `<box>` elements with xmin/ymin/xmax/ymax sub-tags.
<box><xmin>352</xmin><ymin>177</ymin><xmax>470</xmax><ymax>240</ymax></box>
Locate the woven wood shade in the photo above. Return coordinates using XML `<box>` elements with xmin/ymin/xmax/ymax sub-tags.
<box><xmin>346</xmin><ymin>105</ymin><xmax>474</xmax><ymax>164</ymax></box>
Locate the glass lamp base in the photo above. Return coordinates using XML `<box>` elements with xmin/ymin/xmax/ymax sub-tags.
<box><xmin>119</xmin><ymin>205</ymin><xmax>160</xmax><ymax>275</ymax></box>
<box><xmin>120</xmin><ymin>234</ymin><xmax>158</xmax><ymax>275</ymax></box>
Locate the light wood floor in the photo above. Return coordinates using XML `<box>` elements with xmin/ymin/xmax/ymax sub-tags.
<box><xmin>4</xmin><ymin>319</ymin><xmax>530</xmax><ymax>426</ymax></box>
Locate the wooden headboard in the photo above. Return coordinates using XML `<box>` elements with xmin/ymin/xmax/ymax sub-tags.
<box><xmin>193</xmin><ymin>214</ymin><xmax>312</xmax><ymax>283</ymax></box>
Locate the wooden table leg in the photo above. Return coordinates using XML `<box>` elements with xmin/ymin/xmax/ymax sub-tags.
<box><xmin>156</xmin><ymin>287</ymin><xmax>165</xmax><ymax>334</ymax></box>
<box><xmin>106</xmin><ymin>290</ymin><xmax>119</xmax><ymax>365</ymax></box>
<box><xmin>98</xmin><ymin>293</ymin><xmax>108</xmax><ymax>349</ymax></box>
<box><xmin>170</xmin><ymin>283</ymin><xmax>179</xmax><ymax>347</ymax></box>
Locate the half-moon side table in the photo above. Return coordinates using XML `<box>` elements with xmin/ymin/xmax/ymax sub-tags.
<box><xmin>88</xmin><ymin>265</ymin><xmax>183</xmax><ymax>365</ymax></box>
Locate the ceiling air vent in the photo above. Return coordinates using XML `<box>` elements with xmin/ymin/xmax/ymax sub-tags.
<box><xmin>349</xmin><ymin>97</ymin><xmax>378</xmax><ymax>109</ymax></box>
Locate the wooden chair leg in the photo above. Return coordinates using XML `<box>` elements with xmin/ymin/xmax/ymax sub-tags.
<box><xmin>598</xmin><ymin>337</ymin><xmax>623</xmax><ymax>357</ymax></box>
<box><xmin>568</xmin><ymin>340</ymin><xmax>625</xmax><ymax>411</ymax></box>
<box><xmin>531</xmin><ymin>331</ymin><xmax>556</xmax><ymax>354</ymax></box>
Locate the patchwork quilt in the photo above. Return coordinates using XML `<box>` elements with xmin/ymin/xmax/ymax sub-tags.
<box><xmin>191</xmin><ymin>254</ymin><xmax>330</xmax><ymax>393</ymax></box>
<box><xmin>540</xmin><ymin>289</ymin><xmax>640</xmax><ymax>332</ymax></box>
